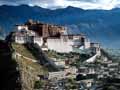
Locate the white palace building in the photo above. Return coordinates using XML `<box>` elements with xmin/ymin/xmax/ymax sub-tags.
<box><xmin>12</xmin><ymin>20</ymin><xmax>100</xmax><ymax>54</ymax></box>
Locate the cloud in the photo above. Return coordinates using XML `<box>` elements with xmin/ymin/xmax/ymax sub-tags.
<box><xmin>57</xmin><ymin>0</ymin><xmax>120</xmax><ymax>10</ymax></box>
<box><xmin>0</xmin><ymin>0</ymin><xmax>31</xmax><ymax>5</ymax></box>
<box><xmin>0</xmin><ymin>0</ymin><xmax>120</xmax><ymax>10</ymax></box>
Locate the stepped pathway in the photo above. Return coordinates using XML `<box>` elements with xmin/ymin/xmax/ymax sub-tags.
<box><xmin>85</xmin><ymin>48</ymin><xmax>113</xmax><ymax>63</ymax></box>
<box><xmin>15</xmin><ymin>52</ymin><xmax>37</xmax><ymax>63</ymax></box>
<box><xmin>0</xmin><ymin>40</ymin><xmax>21</xmax><ymax>90</ymax></box>
<box><xmin>85</xmin><ymin>53</ymin><xmax>98</xmax><ymax>63</ymax></box>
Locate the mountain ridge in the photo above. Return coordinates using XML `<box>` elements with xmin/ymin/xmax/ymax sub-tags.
<box><xmin>0</xmin><ymin>5</ymin><xmax>120</xmax><ymax>48</ymax></box>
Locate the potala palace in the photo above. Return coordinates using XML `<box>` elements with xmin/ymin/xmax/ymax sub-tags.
<box><xmin>11</xmin><ymin>20</ymin><xmax>100</xmax><ymax>55</ymax></box>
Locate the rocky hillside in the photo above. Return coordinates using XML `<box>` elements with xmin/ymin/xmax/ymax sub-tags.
<box><xmin>11</xmin><ymin>43</ymin><xmax>48</xmax><ymax>90</ymax></box>
<box><xmin>0</xmin><ymin>40</ymin><xmax>20</xmax><ymax>90</ymax></box>
<box><xmin>0</xmin><ymin>40</ymin><xmax>50</xmax><ymax>90</ymax></box>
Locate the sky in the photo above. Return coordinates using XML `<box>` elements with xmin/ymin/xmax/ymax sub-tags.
<box><xmin>0</xmin><ymin>0</ymin><xmax>120</xmax><ymax>10</ymax></box>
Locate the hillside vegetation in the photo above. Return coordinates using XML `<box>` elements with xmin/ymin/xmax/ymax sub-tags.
<box><xmin>11</xmin><ymin>43</ymin><xmax>48</xmax><ymax>90</ymax></box>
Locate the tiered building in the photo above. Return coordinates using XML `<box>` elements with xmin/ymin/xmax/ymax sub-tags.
<box><xmin>13</xmin><ymin>20</ymin><xmax>100</xmax><ymax>53</ymax></box>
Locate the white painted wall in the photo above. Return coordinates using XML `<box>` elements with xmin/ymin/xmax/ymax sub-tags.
<box><xmin>55</xmin><ymin>61</ymin><xmax>65</xmax><ymax>66</ymax></box>
<box><xmin>17</xmin><ymin>25</ymin><xmax>28</xmax><ymax>31</ymax></box>
<box><xmin>15</xmin><ymin>35</ymin><xmax>34</xmax><ymax>44</ymax></box>
<box><xmin>65</xmin><ymin>67</ymin><xmax>77</xmax><ymax>74</ymax></box>
<box><xmin>15</xmin><ymin>36</ymin><xmax>26</xmax><ymax>44</ymax></box>
<box><xmin>34</xmin><ymin>37</ymin><xmax>43</xmax><ymax>46</ymax></box>
<box><xmin>84</xmin><ymin>39</ymin><xmax>91</xmax><ymax>49</ymax></box>
<box><xmin>96</xmin><ymin>48</ymin><xmax>101</xmax><ymax>56</ymax></box>
<box><xmin>48</xmin><ymin>71</ymin><xmax>66</xmax><ymax>80</ymax></box>
<box><xmin>47</xmin><ymin>39</ymin><xmax>73</xmax><ymax>53</ymax></box>
<box><xmin>72</xmin><ymin>39</ymin><xmax>82</xmax><ymax>46</ymax></box>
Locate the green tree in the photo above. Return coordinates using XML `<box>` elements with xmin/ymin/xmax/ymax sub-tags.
<box><xmin>34</xmin><ymin>81</ymin><xmax>43</xmax><ymax>89</ymax></box>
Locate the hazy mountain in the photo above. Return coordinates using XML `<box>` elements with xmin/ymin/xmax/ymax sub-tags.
<box><xmin>0</xmin><ymin>5</ymin><xmax>120</xmax><ymax>48</ymax></box>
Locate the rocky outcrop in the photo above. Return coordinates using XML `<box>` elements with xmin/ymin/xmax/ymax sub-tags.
<box><xmin>12</xmin><ymin>43</ymin><xmax>48</xmax><ymax>90</ymax></box>
<box><xmin>13</xmin><ymin>56</ymin><xmax>39</xmax><ymax>90</ymax></box>
<box><xmin>0</xmin><ymin>40</ymin><xmax>21</xmax><ymax>90</ymax></box>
